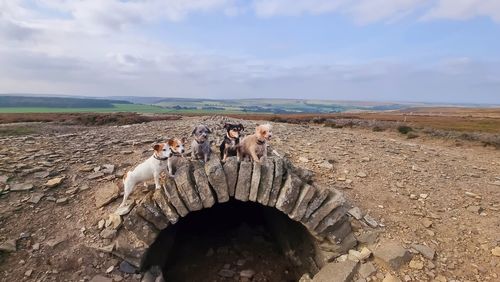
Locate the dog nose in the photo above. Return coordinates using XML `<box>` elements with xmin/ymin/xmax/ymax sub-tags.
<box><xmin>181</xmin><ymin>149</ymin><xmax>185</xmax><ymax>153</ymax></box>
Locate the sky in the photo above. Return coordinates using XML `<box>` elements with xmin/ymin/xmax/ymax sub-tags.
<box><xmin>0</xmin><ymin>0</ymin><xmax>500</xmax><ymax>104</ymax></box>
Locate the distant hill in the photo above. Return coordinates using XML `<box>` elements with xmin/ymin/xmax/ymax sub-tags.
<box><xmin>0</xmin><ymin>96</ymin><xmax>131</xmax><ymax>108</ymax></box>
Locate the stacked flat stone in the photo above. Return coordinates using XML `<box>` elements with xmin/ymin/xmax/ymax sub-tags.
<box><xmin>117</xmin><ymin>156</ymin><xmax>355</xmax><ymax>272</ymax></box>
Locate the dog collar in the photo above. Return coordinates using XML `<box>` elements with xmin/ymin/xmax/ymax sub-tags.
<box><xmin>154</xmin><ymin>155</ymin><xmax>169</xmax><ymax>161</ymax></box>
<box><xmin>256</xmin><ymin>139</ymin><xmax>266</xmax><ymax>145</ymax></box>
<box><xmin>196</xmin><ymin>139</ymin><xmax>206</xmax><ymax>144</ymax></box>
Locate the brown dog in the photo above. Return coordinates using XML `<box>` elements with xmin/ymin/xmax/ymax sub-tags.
<box><xmin>237</xmin><ymin>123</ymin><xmax>272</xmax><ymax>162</ymax></box>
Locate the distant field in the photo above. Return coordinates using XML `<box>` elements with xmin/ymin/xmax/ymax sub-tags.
<box><xmin>0</xmin><ymin>104</ymin><xmax>171</xmax><ymax>113</ymax></box>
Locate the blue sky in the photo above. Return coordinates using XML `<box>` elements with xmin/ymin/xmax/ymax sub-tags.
<box><xmin>1</xmin><ymin>0</ymin><xmax>499</xmax><ymax>104</ymax></box>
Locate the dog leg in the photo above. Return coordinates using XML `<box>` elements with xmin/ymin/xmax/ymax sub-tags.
<box><xmin>121</xmin><ymin>180</ymin><xmax>133</xmax><ymax>207</ymax></box>
<box><xmin>153</xmin><ymin>172</ymin><xmax>161</xmax><ymax>190</ymax></box>
<box><xmin>167</xmin><ymin>159</ymin><xmax>174</xmax><ymax>176</ymax></box>
<box><xmin>250</xmin><ymin>151</ymin><xmax>260</xmax><ymax>163</ymax></box>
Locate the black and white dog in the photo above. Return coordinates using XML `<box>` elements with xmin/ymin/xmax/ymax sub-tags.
<box><xmin>219</xmin><ymin>123</ymin><xmax>244</xmax><ymax>161</ymax></box>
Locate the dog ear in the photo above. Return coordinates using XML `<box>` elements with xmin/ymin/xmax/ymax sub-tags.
<box><xmin>181</xmin><ymin>137</ymin><xmax>187</xmax><ymax>144</ymax></box>
<box><xmin>153</xmin><ymin>144</ymin><xmax>161</xmax><ymax>152</ymax></box>
<box><xmin>239</xmin><ymin>123</ymin><xmax>244</xmax><ymax>131</ymax></box>
<box><xmin>167</xmin><ymin>138</ymin><xmax>175</xmax><ymax>147</ymax></box>
<box><xmin>205</xmin><ymin>126</ymin><xmax>212</xmax><ymax>133</ymax></box>
<box><xmin>191</xmin><ymin>127</ymin><xmax>197</xmax><ymax>136</ymax></box>
<box><xmin>224</xmin><ymin>123</ymin><xmax>230</xmax><ymax>129</ymax></box>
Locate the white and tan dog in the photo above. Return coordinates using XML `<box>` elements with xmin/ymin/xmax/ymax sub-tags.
<box><xmin>120</xmin><ymin>143</ymin><xmax>173</xmax><ymax>207</ymax></box>
<box><xmin>237</xmin><ymin>123</ymin><xmax>273</xmax><ymax>163</ymax></box>
<box><xmin>166</xmin><ymin>137</ymin><xmax>187</xmax><ymax>175</ymax></box>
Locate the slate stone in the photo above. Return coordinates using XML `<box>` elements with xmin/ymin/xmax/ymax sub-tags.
<box><xmin>192</xmin><ymin>162</ymin><xmax>216</xmax><ymax>208</ymax></box>
<box><xmin>289</xmin><ymin>183</ymin><xmax>316</xmax><ymax>221</ymax></box>
<box><xmin>249</xmin><ymin>162</ymin><xmax>261</xmax><ymax>202</ymax></box>
<box><xmin>153</xmin><ymin>188</ymin><xmax>180</xmax><ymax>224</ymax></box>
<box><xmin>373</xmin><ymin>241</ymin><xmax>413</xmax><ymax>270</ymax></box>
<box><xmin>204</xmin><ymin>158</ymin><xmax>230</xmax><ymax>203</ymax></box>
<box><xmin>256</xmin><ymin>158</ymin><xmax>275</xmax><ymax>205</ymax></box>
<box><xmin>223</xmin><ymin>156</ymin><xmax>239</xmax><ymax>197</ymax></box>
<box><xmin>123</xmin><ymin>209</ymin><xmax>159</xmax><ymax>245</ymax></box>
<box><xmin>276</xmin><ymin>173</ymin><xmax>304</xmax><ymax>214</ymax></box>
<box><xmin>235</xmin><ymin>161</ymin><xmax>252</xmax><ymax>202</ymax></box>
<box><xmin>315</xmin><ymin>207</ymin><xmax>348</xmax><ymax>234</ymax></box>
<box><xmin>136</xmin><ymin>193</ymin><xmax>169</xmax><ymax>230</ymax></box>
<box><xmin>174</xmin><ymin>165</ymin><xmax>202</xmax><ymax>211</ymax></box>
<box><xmin>95</xmin><ymin>182</ymin><xmax>120</xmax><ymax>208</ymax></box>
<box><xmin>268</xmin><ymin>157</ymin><xmax>284</xmax><ymax>206</ymax></box>
<box><xmin>312</xmin><ymin>260</ymin><xmax>359</xmax><ymax>282</ymax></box>
<box><xmin>162</xmin><ymin>177</ymin><xmax>188</xmax><ymax>217</ymax></box>
<box><xmin>303</xmin><ymin>188</ymin><xmax>329</xmax><ymax>220</ymax></box>
<box><xmin>303</xmin><ymin>190</ymin><xmax>344</xmax><ymax>230</ymax></box>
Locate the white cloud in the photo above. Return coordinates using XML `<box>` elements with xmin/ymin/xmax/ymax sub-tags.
<box><xmin>423</xmin><ymin>0</ymin><xmax>500</xmax><ymax>22</ymax></box>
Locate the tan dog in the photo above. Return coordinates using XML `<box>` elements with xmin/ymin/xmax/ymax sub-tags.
<box><xmin>237</xmin><ymin>123</ymin><xmax>272</xmax><ymax>163</ymax></box>
<box><xmin>167</xmin><ymin>137</ymin><xmax>187</xmax><ymax>175</ymax></box>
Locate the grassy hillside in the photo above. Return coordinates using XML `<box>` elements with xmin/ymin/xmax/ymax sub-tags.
<box><xmin>0</xmin><ymin>96</ymin><xmax>131</xmax><ymax>108</ymax></box>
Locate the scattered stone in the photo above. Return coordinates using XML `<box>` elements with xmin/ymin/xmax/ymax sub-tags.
<box><xmin>319</xmin><ymin>161</ymin><xmax>334</xmax><ymax>169</ymax></box>
<box><xmin>382</xmin><ymin>273</ymin><xmax>402</xmax><ymax>282</ymax></box>
<box><xmin>32</xmin><ymin>243</ymin><xmax>40</xmax><ymax>250</ymax></box>
<box><xmin>240</xmin><ymin>269</ymin><xmax>255</xmax><ymax>279</ymax></box>
<box><xmin>299</xmin><ymin>156</ymin><xmax>309</xmax><ymax>163</ymax></box>
<box><xmin>45</xmin><ymin>177</ymin><xmax>64</xmax><ymax>188</ymax></box>
<box><xmin>102</xmin><ymin>164</ymin><xmax>115</xmax><ymax>174</ymax></box>
<box><xmin>218</xmin><ymin>269</ymin><xmax>235</xmax><ymax>278</ymax></box>
<box><xmin>419</xmin><ymin>193</ymin><xmax>428</xmax><ymax>199</ymax></box>
<box><xmin>348</xmin><ymin>207</ymin><xmax>363</xmax><ymax>220</ymax></box>
<box><xmin>89</xmin><ymin>275</ymin><xmax>113</xmax><ymax>282</ymax></box>
<box><xmin>348</xmin><ymin>249</ymin><xmax>362</xmax><ymax>262</ymax></box>
<box><xmin>467</xmin><ymin>205</ymin><xmax>483</xmax><ymax>214</ymax></box>
<box><xmin>98</xmin><ymin>219</ymin><xmax>106</xmax><ymax>230</ymax></box>
<box><xmin>0</xmin><ymin>175</ymin><xmax>9</xmax><ymax>184</ymax></box>
<box><xmin>465</xmin><ymin>191</ymin><xmax>482</xmax><ymax>199</ymax></box>
<box><xmin>361</xmin><ymin>157</ymin><xmax>370</xmax><ymax>162</ymax></box>
<box><xmin>358</xmin><ymin>262</ymin><xmax>376</xmax><ymax>278</ymax></box>
<box><xmin>87</xmin><ymin>171</ymin><xmax>105</xmax><ymax>180</ymax></box>
<box><xmin>411</xmin><ymin>165</ymin><xmax>421</xmax><ymax>172</ymax></box>
<box><xmin>358</xmin><ymin>247</ymin><xmax>372</xmax><ymax>260</ymax></box>
<box><xmin>357</xmin><ymin>231</ymin><xmax>379</xmax><ymax>245</ymax></box>
<box><xmin>95</xmin><ymin>182</ymin><xmax>120</xmax><ymax>208</ymax></box>
<box><xmin>373</xmin><ymin>241</ymin><xmax>412</xmax><ymax>270</ymax></box>
<box><xmin>46</xmin><ymin>236</ymin><xmax>66</xmax><ymax>248</ymax></box>
<box><xmin>422</xmin><ymin>218</ymin><xmax>433</xmax><ymax>228</ymax></box>
<box><xmin>411</xmin><ymin>244</ymin><xmax>435</xmax><ymax>260</ymax></box>
<box><xmin>356</xmin><ymin>172</ymin><xmax>367</xmax><ymax>178</ymax></box>
<box><xmin>28</xmin><ymin>192</ymin><xmax>44</xmax><ymax>204</ymax></box>
<box><xmin>363</xmin><ymin>215</ymin><xmax>378</xmax><ymax>228</ymax></box>
<box><xmin>492</xmin><ymin>246</ymin><xmax>500</xmax><ymax>257</ymax></box>
<box><xmin>312</xmin><ymin>260</ymin><xmax>358</xmax><ymax>282</ymax></box>
<box><xmin>119</xmin><ymin>260</ymin><xmax>136</xmax><ymax>274</ymax></box>
<box><xmin>106</xmin><ymin>265</ymin><xmax>114</xmax><ymax>273</ymax></box>
<box><xmin>100</xmin><ymin>228</ymin><xmax>117</xmax><ymax>239</ymax></box>
<box><xmin>409</xmin><ymin>259</ymin><xmax>424</xmax><ymax>270</ymax></box>
<box><xmin>10</xmin><ymin>182</ymin><xmax>33</xmax><ymax>192</ymax></box>
<box><xmin>24</xmin><ymin>269</ymin><xmax>33</xmax><ymax>277</ymax></box>
<box><xmin>0</xmin><ymin>239</ymin><xmax>17</xmax><ymax>252</ymax></box>
<box><xmin>56</xmin><ymin>197</ymin><xmax>68</xmax><ymax>204</ymax></box>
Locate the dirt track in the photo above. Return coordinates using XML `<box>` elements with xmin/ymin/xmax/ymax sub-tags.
<box><xmin>0</xmin><ymin>116</ymin><xmax>499</xmax><ymax>281</ymax></box>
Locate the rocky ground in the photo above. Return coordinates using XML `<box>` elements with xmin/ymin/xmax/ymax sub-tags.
<box><xmin>0</xmin><ymin>116</ymin><xmax>499</xmax><ymax>282</ymax></box>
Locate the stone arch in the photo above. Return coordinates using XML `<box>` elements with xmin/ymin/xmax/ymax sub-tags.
<box><xmin>112</xmin><ymin>156</ymin><xmax>357</xmax><ymax>279</ymax></box>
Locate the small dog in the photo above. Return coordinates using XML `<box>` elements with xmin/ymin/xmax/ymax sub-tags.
<box><xmin>191</xmin><ymin>124</ymin><xmax>212</xmax><ymax>162</ymax></box>
<box><xmin>120</xmin><ymin>143</ymin><xmax>172</xmax><ymax>207</ymax></box>
<box><xmin>166</xmin><ymin>137</ymin><xmax>187</xmax><ymax>175</ymax></box>
<box><xmin>219</xmin><ymin>123</ymin><xmax>244</xmax><ymax>161</ymax></box>
<box><xmin>237</xmin><ymin>123</ymin><xmax>272</xmax><ymax>163</ymax></box>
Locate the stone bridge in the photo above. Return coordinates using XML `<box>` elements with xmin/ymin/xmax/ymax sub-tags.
<box><xmin>110</xmin><ymin>156</ymin><xmax>358</xmax><ymax>280</ymax></box>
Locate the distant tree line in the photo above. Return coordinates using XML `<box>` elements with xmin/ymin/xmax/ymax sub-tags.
<box><xmin>0</xmin><ymin>96</ymin><xmax>131</xmax><ymax>108</ymax></box>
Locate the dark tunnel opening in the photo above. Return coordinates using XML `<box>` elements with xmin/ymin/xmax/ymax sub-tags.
<box><xmin>141</xmin><ymin>200</ymin><xmax>318</xmax><ymax>281</ymax></box>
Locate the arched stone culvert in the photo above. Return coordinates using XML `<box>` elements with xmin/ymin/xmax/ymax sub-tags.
<box><xmin>111</xmin><ymin>156</ymin><xmax>357</xmax><ymax>280</ymax></box>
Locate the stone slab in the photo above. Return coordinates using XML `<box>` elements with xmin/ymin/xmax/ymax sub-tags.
<box><xmin>268</xmin><ymin>157</ymin><xmax>284</xmax><ymax>206</ymax></box>
<box><xmin>235</xmin><ymin>161</ymin><xmax>252</xmax><ymax>202</ymax></box>
<box><xmin>249</xmin><ymin>162</ymin><xmax>261</xmax><ymax>202</ymax></box>
<box><xmin>276</xmin><ymin>173</ymin><xmax>304</xmax><ymax>215</ymax></box>
<box><xmin>204</xmin><ymin>158</ymin><xmax>230</xmax><ymax>203</ymax></box>
<box><xmin>257</xmin><ymin>158</ymin><xmax>274</xmax><ymax>205</ymax></box>
<box><xmin>174</xmin><ymin>165</ymin><xmax>202</xmax><ymax>211</ymax></box>
<box><xmin>223</xmin><ymin>156</ymin><xmax>239</xmax><ymax>197</ymax></box>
